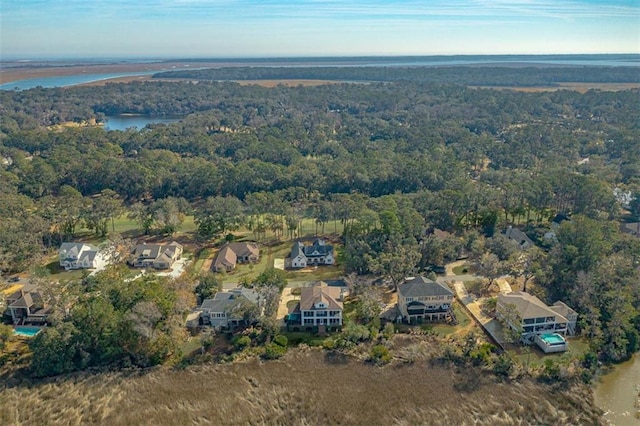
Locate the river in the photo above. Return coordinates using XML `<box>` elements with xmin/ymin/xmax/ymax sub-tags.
<box><xmin>104</xmin><ymin>115</ymin><xmax>182</xmax><ymax>131</ymax></box>
<box><xmin>595</xmin><ymin>354</ymin><xmax>640</xmax><ymax>425</ymax></box>
<box><xmin>2</xmin><ymin>55</ymin><xmax>638</xmax><ymax>90</ymax></box>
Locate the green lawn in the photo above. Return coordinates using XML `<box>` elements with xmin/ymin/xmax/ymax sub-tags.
<box><xmin>452</xmin><ymin>264</ymin><xmax>472</xmax><ymax>275</ymax></box>
<box><xmin>219</xmin><ymin>240</ymin><xmax>344</xmax><ymax>284</ymax></box>
<box><xmin>512</xmin><ymin>336</ymin><xmax>591</xmax><ymax>367</ymax></box>
<box><xmin>42</xmin><ymin>259</ymin><xmax>88</xmax><ymax>281</ymax></box>
<box><xmin>430</xmin><ymin>303</ymin><xmax>472</xmax><ymax>336</ymax></box>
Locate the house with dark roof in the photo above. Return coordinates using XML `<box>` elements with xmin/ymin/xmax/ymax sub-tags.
<box><xmin>397</xmin><ymin>276</ymin><xmax>454</xmax><ymax>323</ymax></box>
<box><xmin>212</xmin><ymin>242</ymin><xmax>259</xmax><ymax>273</ymax></box>
<box><xmin>497</xmin><ymin>291</ymin><xmax>577</xmax><ymax>342</ymax></box>
<box><xmin>505</xmin><ymin>226</ymin><xmax>535</xmax><ymax>250</ymax></box>
<box><xmin>59</xmin><ymin>242</ymin><xmax>100</xmax><ymax>270</ymax></box>
<box><xmin>291</xmin><ymin>281</ymin><xmax>344</xmax><ymax>328</ymax></box>
<box><xmin>199</xmin><ymin>287</ymin><xmax>261</xmax><ymax>329</ymax></box>
<box><xmin>4</xmin><ymin>284</ymin><xmax>51</xmax><ymax>325</ymax></box>
<box><xmin>128</xmin><ymin>242</ymin><xmax>183</xmax><ymax>269</ymax></box>
<box><xmin>620</xmin><ymin>222</ymin><xmax>640</xmax><ymax>238</ymax></box>
<box><xmin>286</xmin><ymin>239</ymin><xmax>334</xmax><ymax>269</ymax></box>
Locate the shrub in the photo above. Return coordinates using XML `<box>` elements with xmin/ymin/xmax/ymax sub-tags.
<box><xmin>382</xmin><ymin>322</ymin><xmax>395</xmax><ymax>340</ymax></box>
<box><xmin>262</xmin><ymin>343</ymin><xmax>287</xmax><ymax>360</ymax></box>
<box><xmin>493</xmin><ymin>353</ymin><xmax>514</xmax><ymax>378</ymax></box>
<box><xmin>369</xmin><ymin>344</ymin><xmax>392</xmax><ymax>364</ymax></box>
<box><xmin>233</xmin><ymin>335</ymin><xmax>251</xmax><ymax>351</ymax></box>
<box><xmin>273</xmin><ymin>335</ymin><xmax>288</xmax><ymax>347</ymax></box>
<box><xmin>322</xmin><ymin>338</ymin><xmax>336</xmax><ymax>350</ymax></box>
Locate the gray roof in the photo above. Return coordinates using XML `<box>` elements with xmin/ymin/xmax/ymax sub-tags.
<box><xmin>398</xmin><ymin>276</ymin><xmax>454</xmax><ymax>298</ymax></box>
<box><xmin>59</xmin><ymin>242</ymin><xmax>98</xmax><ymax>261</ymax></box>
<box><xmin>498</xmin><ymin>291</ymin><xmax>572</xmax><ymax>322</ymax></box>
<box><xmin>290</xmin><ymin>242</ymin><xmax>305</xmax><ymax>258</ymax></box>
<box><xmin>200</xmin><ymin>288</ymin><xmax>259</xmax><ymax>313</ymax></box>
<box><xmin>302</xmin><ymin>239</ymin><xmax>333</xmax><ymax>258</ymax></box>
<box><xmin>505</xmin><ymin>227</ymin><xmax>534</xmax><ymax>248</ymax></box>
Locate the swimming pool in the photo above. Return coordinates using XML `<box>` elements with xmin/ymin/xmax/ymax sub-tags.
<box><xmin>540</xmin><ymin>333</ymin><xmax>566</xmax><ymax>345</ymax></box>
<box><xmin>13</xmin><ymin>326</ymin><xmax>42</xmax><ymax>337</ymax></box>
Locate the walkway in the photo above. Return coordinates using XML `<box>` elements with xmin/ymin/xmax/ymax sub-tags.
<box><xmin>445</xmin><ymin>260</ymin><xmax>508</xmax><ymax>349</ymax></box>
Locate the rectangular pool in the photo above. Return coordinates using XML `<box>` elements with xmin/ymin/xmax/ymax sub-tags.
<box><xmin>13</xmin><ymin>326</ymin><xmax>42</xmax><ymax>337</ymax></box>
<box><xmin>540</xmin><ymin>333</ymin><xmax>566</xmax><ymax>345</ymax></box>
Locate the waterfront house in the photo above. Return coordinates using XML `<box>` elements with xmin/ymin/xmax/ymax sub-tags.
<box><xmin>397</xmin><ymin>276</ymin><xmax>454</xmax><ymax>323</ymax></box>
<box><xmin>293</xmin><ymin>281</ymin><xmax>343</xmax><ymax>328</ymax></box>
<box><xmin>496</xmin><ymin>291</ymin><xmax>578</xmax><ymax>342</ymax></box>
<box><xmin>199</xmin><ymin>287</ymin><xmax>261</xmax><ymax>329</ymax></box>
<box><xmin>4</xmin><ymin>284</ymin><xmax>51</xmax><ymax>325</ymax></box>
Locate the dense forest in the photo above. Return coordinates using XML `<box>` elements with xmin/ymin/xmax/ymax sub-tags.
<box><xmin>1</xmin><ymin>68</ymin><xmax>639</xmax><ymax>367</ymax></box>
<box><xmin>154</xmin><ymin>65</ymin><xmax>640</xmax><ymax>86</ymax></box>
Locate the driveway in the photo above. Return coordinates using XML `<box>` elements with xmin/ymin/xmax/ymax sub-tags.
<box><xmin>157</xmin><ymin>257</ymin><xmax>189</xmax><ymax>278</ymax></box>
<box><xmin>276</xmin><ymin>287</ymin><xmax>298</xmax><ymax>326</ymax></box>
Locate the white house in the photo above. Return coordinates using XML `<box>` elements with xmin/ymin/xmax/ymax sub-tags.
<box><xmin>287</xmin><ymin>239</ymin><xmax>335</xmax><ymax>269</ymax></box>
<box><xmin>497</xmin><ymin>291</ymin><xmax>578</xmax><ymax>342</ymax></box>
<box><xmin>59</xmin><ymin>242</ymin><xmax>100</xmax><ymax>270</ymax></box>
<box><xmin>299</xmin><ymin>282</ymin><xmax>343</xmax><ymax>327</ymax></box>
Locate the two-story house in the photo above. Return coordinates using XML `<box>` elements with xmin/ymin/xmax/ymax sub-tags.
<box><xmin>297</xmin><ymin>281</ymin><xmax>343</xmax><ymax>328</ymax></box>
<box><xmin>287</xmin><ymin>239</ymin><xmax>334</xmax><ymax>269</ymax></box>
<box><xmin>199</xmin><ymin>288</ymin><xmax>261</xmax><ymax>329</ymax></box>
<box><xmin>496</xmin><ymin>291</ymin><xmax>578</xmax><ymax>342</ymax></box>
<box><xmin>59</xmin><ymin>242</ymin><xmax>100</xmax><ymax>270</ymax></box>
<box><xmin>4</xmin><ymin>284</ymin><xmax>51</xmax><ymax>325</ymax></box>
<box><xmin>397</xmin><ymin>276</ymin><xmax>454</xmax><ymax>323</ymax></box>
<box><xmin>128</xmin><ymin>242</ymin><xmax>183</xmax><ymax>269</ymax></box>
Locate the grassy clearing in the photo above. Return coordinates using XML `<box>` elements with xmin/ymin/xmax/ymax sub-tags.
<box><xmin>0</xmin><ymin>348</ymin><xmax>603</xmax><ymax>425</ymax></box>
<box><xmin>430</xmin><ymin>303</ymin><xmax>473</xmax><ymax>336</ymax></box>
<box><xmin>512</xmin><ymin>336</ymin><xmax>591</xmax><ymax>367</ymax></box>
<box><xmin>452</xmin><ymin>264</ymin><xmax>472</xmax><ymax>275</ymax></box>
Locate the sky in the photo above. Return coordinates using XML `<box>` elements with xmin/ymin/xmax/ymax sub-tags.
<box><xmin>1</xmin><ymin>0</ymin><xmax>639</xmax><ymax>59</ymax></box>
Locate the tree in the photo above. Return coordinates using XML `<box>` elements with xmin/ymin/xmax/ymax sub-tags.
<box><xmin>194</xmin><ymin>196</ymin><xmax>244</xmax><ymax>238</ymax></box>
<box><xmin>368</xmin><ymin>240</ymin><xmax>421</xmax><ymax>287</ymax></box>
<box><xmin>195</xmin><ymin>272</ymin><xmax>222</xmax><ymax>302</ymax></box>
<box><xmin>0</xmin><ymin>323</ymin><xmax>13</xmax><ymax>350</ymax></box>
<box><xmin>82</xmin><ymin>189</ymin><xmax>122</xmax><ymax>237</ymax></box>
<box><xmin>476</xmin><ymin>252</ymin><xmax>506</xmax><ymax>290</ymax></box>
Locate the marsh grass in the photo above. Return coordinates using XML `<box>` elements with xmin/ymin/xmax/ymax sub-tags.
<box><xmin>0</xmin><ymin>348</ymin><xmax>603</xmax><ymax>425</ymax></box>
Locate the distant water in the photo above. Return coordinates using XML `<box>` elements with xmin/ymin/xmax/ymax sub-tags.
<box><xmin>0</xmin><ymin>71</ymin><xmax>158</xmax><ymax>90</ymax></box>
<box><xmin>104</xmin><ymin>115</ymin><xmax>182</xmax><ymax>131</ymax></box>
<box><xmin>594</xmin><ymin>354</ymin><xmax>640</xmax><ymax>426</ymax></box>
<box><xmin>1</xmin><ymin>55</ymin><xmax>639</xmax><ymax>90</ymax></box>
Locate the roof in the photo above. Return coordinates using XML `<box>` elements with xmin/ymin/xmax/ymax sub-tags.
<box><xmin>59</xmin><ymin>242</ymin><xmax>98</xmax><ymax>260</ymax></box>
<box><xmin>132</xmin><ymin>242</ymin><xmax>182</xmax><ymax>260</ymax></box>
<box><xmin>302</xmin><ymin>239</ymin><xmax>333</xmax><ymax>258</ymax></box>
<box><xmin>200</xmin><ymin>288</ymin><xmax>259</xmax><ymax>313</ymax></box>
<box><xmin>432</xmin><ymin>229</ymin><xmax>451</xmax><ymax>239</ymax></box>
<box><xmin>498</xmin><ymin>291</ymin><xmax>570</xmax><ymax>322</ymax></box>
<box><xmin>213</xmin><ymin>245</ymin><xmax>237</xmax><ymax>270</ymax></box>
<box><xmin>551</xmin><ymin>213</ymin><xmax>570</xmax><ymax>225</ymax></box>
<box><xmin>550</xmin><ymin>301</ymin><xmax>577</xmax><ymax>319</ymax></box>
<box><xmin>620</xmin><ymin>222</ymin><xmax>640</xmax><ymax>236</ymax></box>
<box><xmin>290</xmin><ymin>242</ymin><xmax>305</xmax><ymax>258</ymax></box>
<box><xmin>299</xmin><ymin>281</ymin><xmax>343</xmax><ymax>311</ymax></box>
<box><xmin>505</xmin><ymin>227</ymin><xmax>534</xmax><ymax>248</ymax></box>
<box><xmin>228</xmin><ymin>242</ymin><xmax>259</xmax><ymax>258</ymax></box>
<box><xmin>398</xmin><ymin>276</ymin><xmax>454</xmax><ymax>298</ymax></box>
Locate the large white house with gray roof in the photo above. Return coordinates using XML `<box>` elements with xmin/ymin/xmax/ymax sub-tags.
<box><xmin>287</xmin><ymin>239</ymin><xmax>335</xmax><ymax>269</ymax></box>
<box><xmin>397</xmin><ymin>276</ymin><xmax>454</xmax><ymax>323</ymax></box>
<box><xmin>59</xmin><ymin>242</ymin><xmax>100</xmax><ymax>270</ymax></box>
<box><xmin>496</xmin><ymin>291</ymin><xmax>578</xmax><ymax>342</ymax></box>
